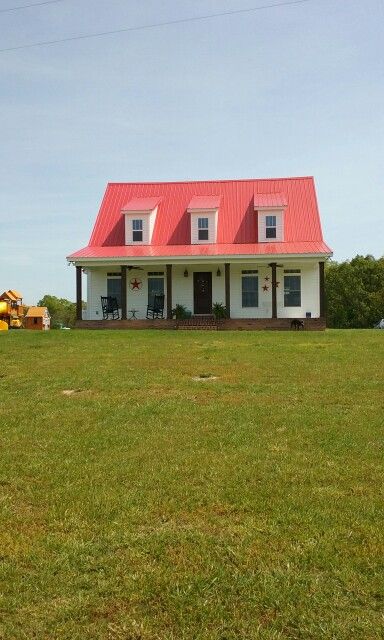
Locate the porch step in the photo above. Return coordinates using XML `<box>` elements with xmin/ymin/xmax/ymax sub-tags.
<box><xmin>176</xmin><ymin>316</ymin><xmax>219</xmax><ymax>330</ymax></box>
<box><xmin>178</xmin><ymin>324</ymin><xmax>219</xmax><ymax>331</ymax></box>
<box><xmin>177</xmin><ymin>315</ymin><xmax>215</xmax><ymax>325</ymax></box>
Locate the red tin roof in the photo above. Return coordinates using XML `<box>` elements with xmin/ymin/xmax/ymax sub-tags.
<box><xmin>70</xmin><ymin>241</ymin><xmax>331</xmax><ymax>259</ymax></box>
<box><xmin>68</xmin><ymin>177</ymin><xmax>332</xmax><ymax>260</ymax></box>
<box><xmin>187</xmin><ymin>195</ymin><xmax>221</xmax><ymax>210</ymax></box>
<box><xmin>121</xmin><ymin>196</ymin><xmax>162</xmax><ymax>212</ymax></box>
<box><xmin>253</xmin><ymin>192</ymin><xmax>288</xmax><ymax>208</ymax></box>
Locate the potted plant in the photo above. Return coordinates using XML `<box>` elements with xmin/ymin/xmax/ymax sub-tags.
<box><xmin>172</xmin><ymin>304</ymin><xmax>189</xmax><ymax>320</ymax></box>
<box><xmin>212</xmin><ymin>302</ymin><xmax>228</xmax><ymax>322</ymax></box>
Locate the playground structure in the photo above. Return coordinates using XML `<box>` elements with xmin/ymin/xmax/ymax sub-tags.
<box><xmin>0</xmin><ymin>290</ymin><xmax>24</xmax><ymax>330</ymax></box>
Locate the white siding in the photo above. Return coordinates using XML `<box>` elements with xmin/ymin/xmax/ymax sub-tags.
<box><xmin>276</xmin><ymin>264</ymin><xmax>320</xmax><ymax>319</ymax></box>
<box><xmin>85</xmin><ymin>261</ymin><xmax>320</xmax><ymax>320</ymax></box>
<box><xmin>86</xmin><ymin>269</ymin><xmax>108</xmax><ymax>319</ymax></box>
<box><xmin>230</xmin><ymin>264</ymin><xmax>269</xmax><ymax>319</ymax></box>
<box><xmin>148</xmin><ymin>207</ymin><xmax>158</xmax><ymax>241</ymax></box>
<box><xmin>230</xmin><ymin>263</ymin><xmax>319</xmax><ymax>318</ymax></box>
<box><xmin>257</xmin><ymin>210</ymin><xmax>284</xmax><ymax>243</ymax></box>
<box><xmin>190</xmin><ymin>211</ymin><xmax>217</xmax><ymax>244</ymax></box>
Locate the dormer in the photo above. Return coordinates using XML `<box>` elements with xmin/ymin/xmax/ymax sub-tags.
<box><xmin>254</xmin><ymin>193</ymin><xmax>287</xmax><ymax>243</ymax></box>
<box><xmin>121</xmin><ymin>196</ymin><xmax>161</xmax><ymax>245</ymax></box>
<box><xmin>187</xmin><ymin>195</ymin><xmax>220</xmax><ymax>244</ymax></box>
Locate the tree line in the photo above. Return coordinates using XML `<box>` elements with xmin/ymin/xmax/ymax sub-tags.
<box><xmin>37</xmin><ymin>255</ymin><xmax>384</xmax><ymax>329</ymax></box>
<box><xmin>37</xmin><ymin>295</ymin><xmax>77</xmax><ymax>328</ymax></box>
<box><xmin>326</xmin><ymin>255</ymin><xmax>384</xmax><ymax>328</ymax></box>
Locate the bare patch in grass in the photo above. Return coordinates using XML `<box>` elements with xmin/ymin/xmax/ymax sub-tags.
<box><xmin>61</xmin><ymin>389</ymin><xmax>83</xmax><ymax>396</ymax></box>
<box><xmin>191</xmin><ymin>374</ymin><xmax>218</xmax><ymax>381</ymax></box>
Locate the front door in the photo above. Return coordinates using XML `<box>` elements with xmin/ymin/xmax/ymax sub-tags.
<box><xmin>193</xmin><ymin>272</ymin><xmax>212</xmax><ymax>314</ymax></box>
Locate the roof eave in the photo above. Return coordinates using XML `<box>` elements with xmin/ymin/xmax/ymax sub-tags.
<box><xmin>67</xmin><ymin>251</ymin><xmax>333</xmax><ymax>266</ymax></box>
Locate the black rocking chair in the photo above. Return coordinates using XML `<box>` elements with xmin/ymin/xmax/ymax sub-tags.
<box><xmin>146</xmin><ymin>294</ymin><xmax>165</xmax><ymax>319</ymax></box>
<box><xmin>100</xmin><ymin>296</ymin><xmax>120</xmax><ymax>320</ymax></box>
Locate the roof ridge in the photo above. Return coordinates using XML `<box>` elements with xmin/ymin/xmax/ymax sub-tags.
<box><xmin>107</xmin><ymin>176</ymin><xmax>314</xmax><ymax>186</ymax></box>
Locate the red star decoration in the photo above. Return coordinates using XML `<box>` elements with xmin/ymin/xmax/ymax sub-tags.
<box><xmin>262</xmin><ymin>284</ymin><xmax>269</xmax><ymax>292</ymax></box>
<box><xmin>130</xmin><ymin>278</ymin><xmax>141</xmax><ymax>290</ymax></box>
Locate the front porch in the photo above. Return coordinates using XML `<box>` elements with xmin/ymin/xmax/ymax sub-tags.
<box><xmin>74</xmin><ymin>259</ymin><xmax>326</xmax><ymax>327</ymax></box>
<box><xmin>75</xmin><ymin>317</ymin><xmax>326</xmax><ymax>331</ymax></box>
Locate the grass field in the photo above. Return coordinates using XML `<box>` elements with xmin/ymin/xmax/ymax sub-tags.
<box><xmin>0</xmin><ymin>329</ymin><xmax>383</xmax><ymax>639</ymax></box>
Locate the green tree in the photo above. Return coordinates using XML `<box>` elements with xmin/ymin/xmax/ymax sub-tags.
<box><xmin>37</xmin><ymin>295</ymin><xmax>77</xmax><ymax>328</ymax></box>
<box><xmin>326</xmin><ymin>255</ymin><xmax>384</xmax><ymax>328</ymax></box>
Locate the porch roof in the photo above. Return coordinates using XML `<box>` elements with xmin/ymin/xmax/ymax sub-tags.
<box><xmin>68</xmin><ymin>240</ymin><xmax>332</xmax><ymax>261</ymax></box>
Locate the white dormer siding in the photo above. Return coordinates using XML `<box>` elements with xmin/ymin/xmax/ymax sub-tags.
<box><xmin>190</xmin><ymin>210</ymin><xmax>218</xmax><ymax>244</ymax></box>
<box><xmin>123</xmin><ymin>206</ymin><xmax>158</xmax><ymax>245</ymax></box>
<box><xmin>257</xmin><ymin>210</ymin><xmax>284</xmax><ymax>243</ymax></box>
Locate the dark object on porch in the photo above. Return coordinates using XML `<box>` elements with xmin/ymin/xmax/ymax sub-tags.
<box><xmin>146</xmin><ymin>294</ymin><xmax>165</xmax><ymax>319</ymax></box>
<box><xmin>172</xmin><ymin>304</ymin><xmax>191</xmax><ymax>320</ymax></box>
<box><xmin>100</xmin><ymin>296</ymin><xmax>120</xmax><ymax>320</ymax></box>
<box><xmin>291</xmin><ymin>318</ymin><xmax>304</xmax><ymax>330</ymax></box>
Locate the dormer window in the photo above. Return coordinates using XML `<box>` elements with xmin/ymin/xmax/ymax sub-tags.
<box><xmin>198</xmin><ymin>217</ymin><xmax>209</xmax><ymax>241</ymax></box>
<box><xmin>132</xmin><ymin>219</ymin><xmax>143</xmax><ymax>242</ymax></box>
<box><xmin>187</xmin><ymin>195</ymin><xmax>220</xmax><ymax>245</ymax></box>
<box><xmin>121</xmin><ymin>196</ymin><xmax>161</xmax><ymax>246</ymax></box>
<box><xmin>265</xmin><ymin>215</ymin><xmax>277</xmax><ymax>239</ymax></box>
<box><xmin>254</xmin><ymin>193</ymin><xmax>287</xmax><ymax>243</ymax></box>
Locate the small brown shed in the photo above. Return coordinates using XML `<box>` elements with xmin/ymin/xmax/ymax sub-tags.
<box><xmin>24</xmin><ymin>306</ymin><xmax>51</xmax><ymax>330</ymax></box>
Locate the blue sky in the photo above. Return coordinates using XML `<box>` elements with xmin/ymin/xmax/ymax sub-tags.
<box><xmin>0</xmin><ymin>0</ymin><xmax>383</xmax><ymax>304</ymax></box>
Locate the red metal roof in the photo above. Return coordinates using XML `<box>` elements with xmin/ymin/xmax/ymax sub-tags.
<box><xmin>121</xmin><ymin>196</ymin><xmax>161</xmax><ymax>212</ymax></box>
<box><xmin>70</xmin><ymin>241</ymin><xmax>331</xmax><ymax>259</ymax></box>
<box><xmin>253</xmin><ymin>192</ymin><xmax>288</xmax><ymax>208</ymax></box>
<box><xmin>187</xmin><ymin>195</ymin><xmax>221</xmax><ymax>210</ymax></box>
<box><xmin>68</xmin><ymin>177</ymin><xmax>332</xmax><ymax>260</ymax></box>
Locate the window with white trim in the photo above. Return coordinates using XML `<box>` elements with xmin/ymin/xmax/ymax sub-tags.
<box><xmin>198</xmin><ymin>217</ymin><xmax>209</xmax><ymax>241</ymax></box>
<box><xmin>242</xmin><ymin>270</ymin><xmax>258</xmax><ymax>307</ymax></box>
<box><xmin>265</xmin><ymin>215</ymin><xmax>277</xmax><ymax>239</ymax></box>
<box><xmin>284</xmin><ymin>271</ymin><xmax>301</xmax><ymax>307</ymax></box>
<box><xmin>107</xmin><ymin>275</ymin><xmax>122</xmax><ymax>308</ymax></box>
<box><xmin>132</xmin><ymin>219</ymin><xmax>143</xmax><ymax>242</ymax></box>
<box><xmin>148</xmin><ymin>275</ymin><xmax>164</xmax><ymax>306</ymax></box>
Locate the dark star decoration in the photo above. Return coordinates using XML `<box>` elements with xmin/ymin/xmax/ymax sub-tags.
<box><xmin>275</xmin><ymin>281</ymin><xmax>280</xmax><ymax>287</ymax></box>
<box><xmin>262</xmin><ymin>284</ymin><xmax>269</xmax><ymax>292</ymax></box>
<box><xmin>130</xmin><ymin>278</ymin><xmax>142</xmax><ymax>290</ymax></box>
<box><xmin>264</xmin><ymin>276</ymin><xmax>270</xmax><ymax>281</ymax></box>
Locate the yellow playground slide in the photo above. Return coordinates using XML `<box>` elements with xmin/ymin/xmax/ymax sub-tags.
<box><xmin>0</xmin><ymin>301</ymin><xmax>8</xmax><ymax>313</ymax></box>
<box><xmin>0</xmin><ymin>301</ymin><xmax>10</xmax><ymax>330</ymax></box>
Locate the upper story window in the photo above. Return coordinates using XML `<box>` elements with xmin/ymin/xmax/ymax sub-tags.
<box><xmin>187</xmin><ymin>195</ymin><xmax>220</xmax><ymax>245</ymax></box>
<box><xmin>132</xmin><ymin>219</ymin><xmax>143</xmax><ymax>242</ymax></box>
<box><xmin>122</xmin><ymin>196</ymin><xmax>161</xmax><ymax>246</ymax></box>
<box><xmin>256</xmin><ymin>211</ymin><xmax>283</xmax><ymax>243</ymax></box>
<box><xmin>254</xmin><ymin>193</ymin><xmax>287</xmax><ymax>243</ymax></box>
<box><xmin>198</xmin><ymin>217</ymin><xmax>209</xmax><ymax>241</ymax></box>
<box><xmin>265</xmin><ymin>215</ymin><xmax>277</xmax><ymax>238</ymax></box>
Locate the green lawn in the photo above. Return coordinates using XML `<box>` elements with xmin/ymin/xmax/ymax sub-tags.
<box><xmin>0</xmin><ymin>329</ymin><xmax>383</xmax><ymax>639</ymax></box>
